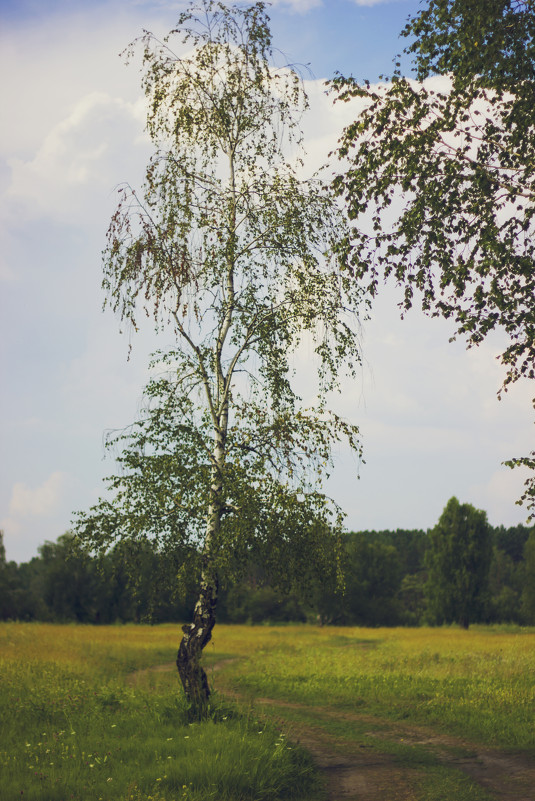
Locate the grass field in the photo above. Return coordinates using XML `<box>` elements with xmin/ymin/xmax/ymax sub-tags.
<box><xmin>1</xmin><ymin>623</ymin><xmax>534</xmax><ymax>801</ymax></box>
<box><xmin>207</xmin><ymin>625</ymin><xmax>535</xmax><ymax>749</ymax></box>
<box><xmin>0</xmin><ymin>624</ymin><xmax>317</xmax><ymax>801</ymax></box>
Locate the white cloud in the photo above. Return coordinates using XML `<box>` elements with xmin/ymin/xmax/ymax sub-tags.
<box><xmin>1</xmin><ymin>472</ymin><xmax>70</xmax><ymax>561</ymax></box>
<box><xmin>5</xmin><ymin>92</ymin><xmax>148</xmax><ymax>225</ymax></box>
<box><xmin>0</xmin><ymin>254</ymin><xmax>16</xmax><ymax>282</ymax></box>
<box><xmin>60</xmin><ymin>319</ymin><xmax>159</xmax><ymax>433</ymax></box>
<box><xmin>470</xmin><ymin>465</ymin><xmax>533</xmax><ymax>527</ymax></box>
<box><xmin>0</xmin><ymin>13</ymin><xmax>138</xmax><ymax>153</ymax></box>
<box><xmin>8</xmin><ymin>471</ymin><xmax>66</xmax><ymax>518</ymax></box>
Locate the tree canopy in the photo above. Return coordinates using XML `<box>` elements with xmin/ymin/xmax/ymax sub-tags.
<box><xmin>74</xmin><ymin>0</ymin><xmax>362</xmax><ymax>713</ymax></box>
<box><xmin>425</xmin><ymin>496</ymin><xmax>492</xmax><ymax>628</ymax></box>
<box><xmin>331</xmin><ymin>0</ymin><xmax>535</xmax><ymax>517</ymax></box>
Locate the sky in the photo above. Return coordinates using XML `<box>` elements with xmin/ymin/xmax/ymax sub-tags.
<box><xmin>1</xmin><ymin>0</ymin><xmax>533</xmax><ymax>563</ymax></box>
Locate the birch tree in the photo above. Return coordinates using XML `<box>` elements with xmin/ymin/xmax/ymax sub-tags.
<box><xmin>331</xmin><ymin>0</ymin><xmax>535</xmax><ymax>518</ymax></box>
<box><xmin>75</xmin><ymin>0</ymin><xmax>362</xmax><ymax>714</ymax></box>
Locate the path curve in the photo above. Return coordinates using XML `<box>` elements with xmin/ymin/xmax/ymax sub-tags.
<box><xmin>129</xmin><ymin>661</ymin><xmax>535</xmax><ymax>801</ymax></box>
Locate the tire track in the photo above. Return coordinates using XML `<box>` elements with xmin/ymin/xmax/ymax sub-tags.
<box><xmin>129</xmin><ymin>661</ymin><xmax>535</xmax><ymax>801</ymax></box>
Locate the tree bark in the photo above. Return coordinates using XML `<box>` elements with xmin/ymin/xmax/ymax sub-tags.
<box><xmin>176</xmin><ymin>565</ymin><xmax>218</xmax><ymax>715</ymax></box>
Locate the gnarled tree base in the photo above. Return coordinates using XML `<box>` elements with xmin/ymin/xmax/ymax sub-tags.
<box><xmin>176</xmin><ymin>576</ymin><xmax>218</xmax><ymax>717</ymax></box>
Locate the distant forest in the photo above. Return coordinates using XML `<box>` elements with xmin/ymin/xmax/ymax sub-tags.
<box><xmin>2</xmin><ymin>520</ymin><xmax>534</xmax><ymax>627</ymax></box>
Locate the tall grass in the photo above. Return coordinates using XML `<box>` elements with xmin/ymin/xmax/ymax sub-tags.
<box><xmin>2</xmin><ymin>622</ymin><xmax>534</xmax><ymax>800</ymax></box>
<box><xmin>0</xmin><ymin>623</ymin><xmax>317</xmax><ymax>801</ymax></box>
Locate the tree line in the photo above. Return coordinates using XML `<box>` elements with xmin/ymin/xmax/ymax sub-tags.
<box><xmin>2</xmin><ymin>499</ymin><xmax>534</xmax><ymax>627</ymax></box>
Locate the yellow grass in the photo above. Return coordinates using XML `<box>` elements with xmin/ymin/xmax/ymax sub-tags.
<box><xmin>206</xmin><ymin>624</ymin><xmax>535</xmax><ymax>748</ymax></box>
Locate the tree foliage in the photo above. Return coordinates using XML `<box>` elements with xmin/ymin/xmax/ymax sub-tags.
<box><xmin>331</xmin><ymin>0</ymin><xmax>535</xmax><ymax>517</ymax></box>
<box><xmin>74</xmin><ymin>0</ymin><xmax>361</xmax><ymax>712</ymax></box>
<box><xmin>5</xmin><ymin>519</ymin><xmax>535</xmax><ymax>625</ymax></box>
<box><xmin>520</xmin><ymin>528</ymin><xmax>535</xmax><ymax>620</ymax></box>
<box><xmin>425</xmin><ymin>496</ymin><xmax>492</xmax><ymax>628</ymax></box>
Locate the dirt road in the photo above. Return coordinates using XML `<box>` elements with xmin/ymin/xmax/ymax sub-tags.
<box><xmin>130</xmin><ymin>661</ymin><xmax>535</xmax><ymax>801</ymax></box>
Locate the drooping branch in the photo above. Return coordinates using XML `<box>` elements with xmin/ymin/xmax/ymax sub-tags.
<box><xmin>76</xmin><ymin>0</ymin><xmax>363</xmax><ymax>716</ymax></box>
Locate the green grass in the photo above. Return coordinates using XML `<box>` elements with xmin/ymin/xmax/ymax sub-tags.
<box><xmin>210</xmin><ymin>624</ymin><xmax>535</xmax><ymax>750</ymax></box>
<box><xmin>2</xmin><ymin>622</ymin><xmax>534</xmax><ymax>800</ymax></box>
<box><xmin>415</xmin><ymin>767</ymin><xmax>496</xmax><ymax>801</ymax></box>
<box><xmin>0</xmin><ymin>623</ymin><xmax>318</xmax><ymax>801</ymax></box>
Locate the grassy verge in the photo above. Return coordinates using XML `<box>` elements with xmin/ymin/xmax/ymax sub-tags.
<box><xmin>0</xmin><ymin>623</ymin><xmax>319</xmax><ymax>801</ymax></box>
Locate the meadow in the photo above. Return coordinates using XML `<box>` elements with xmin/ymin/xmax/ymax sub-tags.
<box><xmin>209</xmin><ymin>625</ymin><xmax>535</xmax><ymax>749</ymax></box>
<box><xmin>1</xmin><ymin>623</ymin><xmax>534</xmax><ymax>801</ymax></box>
<box><xmin>0</xmin><ymin>624</ymin><xmax>318</xmax><ymax>801</ymax></box>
